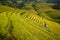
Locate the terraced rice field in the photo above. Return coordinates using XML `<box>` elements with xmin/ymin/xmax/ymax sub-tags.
<box><xmin>0</xmin><ymin>5</ymin><xmax>60</xmax><ymax>40</ymax></box>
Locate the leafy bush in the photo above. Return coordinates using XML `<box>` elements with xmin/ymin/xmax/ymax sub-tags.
<box><xmin>52</xmin><ymin>4</ymin><xmax>60</xmax><ymax>10</ymax></box>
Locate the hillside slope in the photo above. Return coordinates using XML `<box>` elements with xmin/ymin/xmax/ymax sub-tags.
<box><xmin>0</xmin><ymin>4</ymin><xmax>60</xmax><ymax>40</ymax></box>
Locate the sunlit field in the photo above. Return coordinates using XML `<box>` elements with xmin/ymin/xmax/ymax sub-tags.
<box><xmin>0</xmin><ymin>2</ymin><xmax>60</xmax><ymax>40</ymax></box>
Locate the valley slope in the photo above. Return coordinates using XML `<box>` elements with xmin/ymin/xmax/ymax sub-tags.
<box><xmin>0</xmin><ymin>2</ymin><xmax>60</xmax><ymax>40</ymax></box>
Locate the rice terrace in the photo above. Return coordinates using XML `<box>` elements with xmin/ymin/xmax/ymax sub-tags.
<box><xmin>0</xmin><ymin>0</ymin><xmax>60</xmax><ymax>40</ymax></box>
